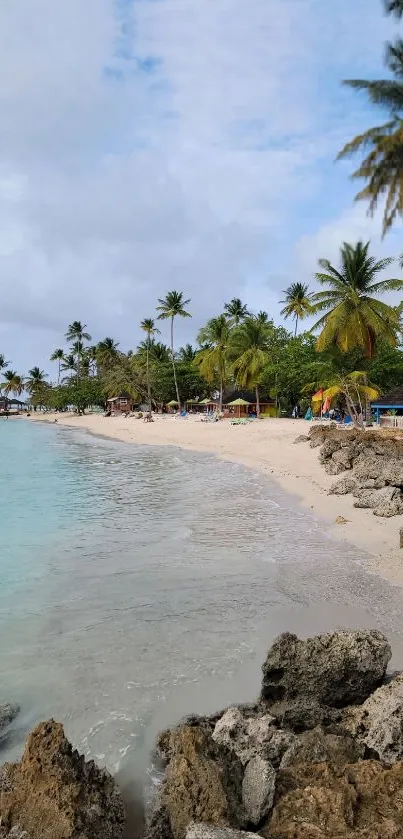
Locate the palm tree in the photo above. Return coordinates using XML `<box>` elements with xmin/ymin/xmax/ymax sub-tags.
<box><xmin>255</xmin><ymin>311</ymin><xmax>270</xmax><ymax>324</ymax></box>
<box><xmin>322</xmin><ymin>372</ymin><xmax>380</xmax><ymax>429</ymax></box>
<box><xmin>50</xmin><ymin>349</ymin><xmax>64</xmax><ymax>385</ymax></box>
<box><xmin>25</xmin><ymin>367</ymin><xmax>48</xmax><ymax>391</ymax></box>
<box><xmin>280</xmin><ymin>282</ymin><xmax>314</xmax><ymax>336</ymax></box>
<box><xmin>337</xmin><ymin>40</ymin><xmax>403</xmax><ymax>235</ymax></box>
<box><xmin>224</xmin><ymin>298</ymin><xmax>250</xmax><ymax>325</ymax></box>
<box><xmin>65</xmin><ymin>322</ymin><xmax>91</xmax><ymax>380</ymax></box>
<box><xmin>178</xmin><ymin>344</ymin><xmax>197</xmax><ymax>363</ymax></box>
<box><xmin>2</xmin><ymin>370</ymin><xmax>24</xmax><ymax>398</ymax></box>
<box><xmin>229</xmin><ymin>317</ymin><xmax>271</xmax><ymax>416</ymax></box>
<box><xmin>386</xmin><ymin>0</ymin><xmax>403</xmax><ymax>18</ymax></box>
<box><xmin>196</xmin><ymin>315</ymin><xmax>231</xmax><ymax>411</ymax></box>
<box><xmin>0</xmin><ymin>354</ymin><xmax>9</xmax><ymax>373</ymax></box>
<box><xmin>140</xmin><ymin>318</ymin><xmax>160</xmax><ymax>413</ymax></box>
<box><xmin>96</xmin><ymin>338</ymin><xmax>120</xmax><ymax>374</ymax></box>
<box><xmin>156</xmin><ymin>291</ymin><xmax>191</xmax><ymax>409</ymax></box>
<box><xmin>312</xmin><ymin>241</ymin><xmax>403</xmax><ymax>356</ymax></box>
<box><xmin>149</xmin><ymin>342</ymin><xmax>170</xmax><ymax>363</ymax></box>
<box><xmin>61</xmin><ymin>353</ymin><xmax>77</xmax><ymax>379</ymax></box>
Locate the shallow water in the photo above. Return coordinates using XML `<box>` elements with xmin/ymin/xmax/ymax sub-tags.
<box><xmin>1</xmin><ymin>419</ymin><xmax>403</xmax><ymax>781</ymax></box>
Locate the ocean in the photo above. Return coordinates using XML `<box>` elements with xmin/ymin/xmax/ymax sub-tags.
<box><xmin>1</xmin><ymin>418</ymin><xmax>403</xmax><ymax>782</ymax></box>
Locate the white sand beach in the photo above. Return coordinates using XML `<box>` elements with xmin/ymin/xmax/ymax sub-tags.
<box><xmin>30</xmin><ymin>413</ymin><xmax>403</xmax><ymax>586</ymax></box>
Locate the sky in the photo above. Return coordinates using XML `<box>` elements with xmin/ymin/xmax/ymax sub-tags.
<box><xmin>0</xmin><ymin>0</ymin><xmax>402</xmax><ymax>374</ymax></box>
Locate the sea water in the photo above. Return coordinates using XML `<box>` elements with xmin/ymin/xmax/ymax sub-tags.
<box><xmin>1</xmin><ymin>419</ymin><xmax>403</xmax><ymax>779</ymax></box>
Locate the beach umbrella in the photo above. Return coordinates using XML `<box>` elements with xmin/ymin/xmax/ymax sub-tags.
<box><xmin>312</xmin><ymin>388</ymin><xmax>324</xmax><ymax>402</ymax></box>
<box><xmin>199</xmin><ymin>398</ymin><xmax>211</xmax><ymax>405</ymax></box>
<box><xmin>166</xmin><ymin>399</ymin><xmax>179</xmax><ymax>407</ymax></box>
<box><xmin>227</xmin><ymin>397</ymin><xmax>250</xmax><ymax>418</ymax></box>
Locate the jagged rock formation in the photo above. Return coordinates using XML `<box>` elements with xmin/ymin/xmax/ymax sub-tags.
<box><xmin>0</xmin><ymin>720</ymin><xmax>125</xmax><ymax>839</ymax></box>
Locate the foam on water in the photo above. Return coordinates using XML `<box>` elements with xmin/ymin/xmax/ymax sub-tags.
<box><xmin>1</xmin><ymin>419</ymin><xmax>403</xmax><ymax>779</ymax></box>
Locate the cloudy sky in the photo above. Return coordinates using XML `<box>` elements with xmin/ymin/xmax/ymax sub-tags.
<box><xmin>0</xmin><ymin>0</ymin><xmax>401</xmax><ymax>373</ymax></box>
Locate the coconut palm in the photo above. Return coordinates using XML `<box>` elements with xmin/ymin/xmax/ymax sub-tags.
<box><xmin>65</xmin><ymin>321</ymin><xmax>91</xmax><ymax>344</ymax></box>
<box><xmin>280</xmin><ymin>282</ymin><xmax>314</xmax><ymax>336</ymax></box>
<box><xmin>96</xmin><ymin>338</ymin><xmax>120</xmax><ymax>374</ymax></box>
<box><xmin>337</xmin><ymin>40</ymin><xmax>403</xmax><ymax>235</ymax></box>
<box><xmin>25</xmin><ymin>367</ymin><xmax>48</xmax><ymax>392</ymax></box>
<box><xmin>50</xmin><ymin>348</ymin><xmax>64</xmax><ymax>385</ymax></box>
<box><xmin>196</xmin><ymin>315</ymin><xmax>231</xmax><ymax>411</ymax></box>
<box><xmin>178</xmin><ymin>344</ymin><xmax>197</xmax><ymax>363</ymax></box>
<box><xmin>156</xmin><ymin>291</ymin><xmax>191</xmax><ymax>409</ymax></box>
<box><xmin>224</xmin><ymin>298</ymin><xmax>250</xmax><ymax>325</ymax></box>
<box><xmin>255</xmin><ymin>311</ymin><xmax>270</xmax><ymax>324</ymax></box>
<box><xmin>229</xmin><ymin>317</ymin><xmax>271</xmax><ymax>416</ymax></box>
<box><xmin>312</xmin><ymin>241</ymin><xmax>403</xmax><ymax>356</ymax></box>
<box><xmin>0</xmin><ymin>354</ymin><xmax>9</xmax><ymax>373</ymax></box>
<box><xmin>140</xmin><ymin>318</ymin><xmax>160</xmax><ymax>413</ymax></box>
<box><xmin>61</xmin><ymin>353</ymin><xmax>77</xmax><ymax>379</ymax></box>
<box><xmin>2</xmin><ymin>370</ymin><xmax>24</xmax><ymax>398</ymax></box>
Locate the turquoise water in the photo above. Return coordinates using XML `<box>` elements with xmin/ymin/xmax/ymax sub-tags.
<box><xmin>1</xmin><ymin>419</ymin><xmax>403</xmax><ymax>780</ymax></box>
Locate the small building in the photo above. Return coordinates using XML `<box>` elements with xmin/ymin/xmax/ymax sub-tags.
<box><xmin>223</xmin><ymin>390</ymin><xmax>276</xmax><ymax>417</ymax></box>
<box><xmin>106</xmin><ymin>392</ymin><xmax>133</xmax><ymax>414</ymax></box>
<box><xmin>371</xmin><ymin>387</ymin><xmax>403</xmax><ymax>428</ymax></box>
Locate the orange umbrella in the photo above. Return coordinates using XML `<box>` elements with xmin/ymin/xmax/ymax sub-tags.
<box><xmin>312</xmin><ymin>388</ymin><xmax>324</xmax><ymax>401</ymax></box>
<box><xmin>322</xmin><ymin>396</ymin><xmax>331</xmax><ymax>414</ymax></box>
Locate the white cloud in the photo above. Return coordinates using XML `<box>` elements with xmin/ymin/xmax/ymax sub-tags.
<box><xmin>0</xmin><ymin>0</ymin><xmax>398</xmax><ymax>370</ymax></box>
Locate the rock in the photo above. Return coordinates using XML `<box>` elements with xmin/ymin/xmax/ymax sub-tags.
<box><xmin>293</xmin><ymin>435</ymin><xmax>309</xmax><ymax>444</ymax></box>
<box><xmin>331</xmin><ymin>448</ymin><xmax>354</xmax><ymax>470</ymax></box>
<box><xmin>343</xmin><ymin>673</ymin><xmax>403</xmax><ymax>763</ymax></box>
<box><xmin>260</xmin><ymin>630</ymin><xmax>391</xmax><ymax>709</ymax></box>
<box><xmin>319</xmin><ymin>438</ymin><xmax>342</xmax><ymax>462</ymax></box>
<box><xmin>280</xmin><ymin>726</ymin><xmax>364</xmax><ymax>768</ymax></box>
<box><xmin>186</xmin><ymin>826</ymin><xmax>257</xmax><ymax>839</ymax></box>
<box><xmin>329</xmin><ymin>476</ymin><xmax>357</xmax><ymax>495</ymax></box>
<box><xmin>212</xmin><ymin>707</ymin><xmax>294</xmax><ymax>767</ymax></box>
<box><xmin>382</xmin><ymin>459</ymin><xmax>403</xmax><ymax>487</ymax></box>
<box><xmin>353</xmin><ymin>486</ymin><xmax>398</xmax><ymax>509</ymax></box>
<box><xmin>0</xmin><ymin>704</ymin><xmax>20</xmax><ymax>733</ymax></box>
<box><xmin>324</xmin><ymin>459</ymin><xmax>347</xmax><ymax>476</ymax></box>
<box><xmin>267</xmin><ymin>698</ymin><xmax>341</xmax><ymax>732</ymax></box>
<box><xmin>0</xmin><ymin>829</ymin><xmax>31</xmax><ymax>839</ymax></box>
<box><xmin>0</xmin><ymin>720</ymin><xmax>125</xmax><ymax>839</ymax></box>
<box><xmin>241</xmin><ymin>756</ymin><xmax>275</xmax><ymax>827</ymax></box>
<box><xmin>152</xmin><ymin>725</ymin><xmax>245</xmax><ymax>839</ymax></box>
<box><xmin>262</xmin><ymin>759</ymin><xmax>403</xmax><ymax>838</ymax></box>
<box><xmin>373</xmin><ymin>489</ymin><xmax>403</xmax><ymax>517</ymax></box>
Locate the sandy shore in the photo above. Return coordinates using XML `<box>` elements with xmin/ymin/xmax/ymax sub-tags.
<box><xmin>30</xmin><ymin>413</ymin><xmax>403</xmax><ymax>586</ymax></box>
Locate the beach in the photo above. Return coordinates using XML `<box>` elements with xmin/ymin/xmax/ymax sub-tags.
<box><xmin>30</xmin><ymin>414</ymin><xmax>403</xmax><ymax>587</ymax></box>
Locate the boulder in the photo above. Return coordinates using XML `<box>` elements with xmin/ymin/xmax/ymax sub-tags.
<box><xmin>280</xmin><ymin>726</ymin><xmax>364</xmax><ymax>768</ymax></box>
<box><xmin>212</xmin><ymin>707</ymin><xmax>294</xmax><ymax>767</ymax></box>
<box><xmin>260</xmin><ymin>630</ymin><xmax>391</xmax><ymax>709</ymax></box>
<box><xmin>373</xmin><ymin>489</ymin><xmax>403</xmax><ymax>517</ymax></box>
<box><xmin>262</xmin><ymin>759</ymin><xmax>403</xmax><ymax>838</ymax></box>
<box><xmin>0</xmin><ymin>720</ymin><xmax>125</xmax><ymax>839</ymax></box>
<box><xmin>186</xmin><ymin>826</ymin><xmax>256</xmax><ymax>839</ymax></box>
<box><xmin>150</xmin><ymin>725</ymin><xmax>245</xmax><ymax>839</ymax></box>
<box><xmin>293</xmin><ymin>435</ymin><xmax>309</xmax><ymax>444</ymax></box>
<box><xmin>343</xmin><ymin>673</ymin><xmax>403</xmax><ymax>763</ymax></box>
<box><xmin>331</xmin><ymin>448</ymin><xmax>354</xmax><ymax>470</ymax></box>
<box><xmin>382</xmin><ymin>459</ymin><xmax>403</xmax><ymax>487</ymax></box>
<box><xmin>324</xmin><ymin>459</ymin><xmax>347</xmax><ymax>476</ymax></box>
<box><xmin>329</xmin><ymin>475</ymin><xmax>357</xmax><ymax>496</ymax></box>
<box><xmin>353</xmin><ymin>486</ymin><xmax>398</xmax><ymax>509</ymax></box>
<box><xmin>241</xmin><ymin>756</ymin><xmax>275</xmax><ymax>826</ymax></box>
<box><xmin>319</xmin><ymin>439</ymin><xmax>342</xmax><ymax>462</ymax></box>
<box><xmin>0</xmin><ymin>704</ymin><xmax>20</xmax><ymax>733</ymax></box>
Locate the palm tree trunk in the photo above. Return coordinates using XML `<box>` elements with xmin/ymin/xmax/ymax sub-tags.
<box><xmin>219</xmin><ymin>374</ymin><xmax>223</xmax><ymax>412</ymax></box>
<box><xmin>146</xmin><ymin>341</ymin><xmax>152</xmax><ymax>415</ymax></box>
<box><xmin>171</xmin><ymin>316</ymin><xmax>180</xmax><ymax>410</ymax></box>
<box><xmin>255</xmin><ymin>384</ymin><xmax>260</xmax><ymax>417</ymax></box>
<box><xmin>294</xmin><ymin>315</ymin><xmax>298</xmax><ymax>338</ymax></box>
<box><xmin>58</xmin><ymin>360</ymin><xmax>61</xmax><ymax>386</ymax></box>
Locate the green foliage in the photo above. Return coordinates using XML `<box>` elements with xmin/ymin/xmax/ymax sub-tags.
<box><xmin>280</xmin><ymin>282</ymin><xmax>314</xmax><ymax>336</ymax></box>
<box><xmin>153</xmin><ymin>361</ymin><xmax>207</xmax><ymax>405</ymax></box>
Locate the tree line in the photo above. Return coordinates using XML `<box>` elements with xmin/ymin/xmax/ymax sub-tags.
<box><xmin>1</xmin><ymin>241</ymin><xmax>403</xmax><ymax>418</ymax></box>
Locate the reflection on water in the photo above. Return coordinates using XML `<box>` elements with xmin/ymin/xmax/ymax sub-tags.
<box><xmin>1</xmin><ymin>420</ymin><xmax>403</xmax><ymax>777</ymax></box>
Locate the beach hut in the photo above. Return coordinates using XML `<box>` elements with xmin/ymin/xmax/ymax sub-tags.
<box><xmin>166</xmin><ymin>399</ymin><xmax>179</xmax><ymax>413</ymax></box>
<box><xmin>226</xmin><ymin>397</ymin><xmax>251</xmax><ymax>418</ymax></box>
<box><xmin>106</xmin><ymin>392</ymin><xmax>133</xmax><ymax>414</ymax></box>
<box><xmin>223</xmin><ymin>390</ymin><xmax>276</xmax><ymax>417</ymax></box>
<box><xmin>371</xmin><ymin>387</ymin><xmax>403</xmax><ymax>427</ymax></box>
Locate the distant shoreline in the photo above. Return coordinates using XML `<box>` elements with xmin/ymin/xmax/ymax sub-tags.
<box><xmin>29</xmin><ymin>413</ymin><xmax>403</xmax><ymax>588</ymax></box>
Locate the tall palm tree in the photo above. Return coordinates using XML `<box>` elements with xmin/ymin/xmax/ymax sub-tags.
<box><xmin>196</xmin><ymin>315</ymin><xmax>231</xmax><ymax>411</ymax></box>
<box><xmin>156</xmin><ymin>291</ymin><xmax>191</xmax><ymax>409</ymax></box>
<box><xmin>312</xmin><ymin>241</ymin><xmax>403</xmax><ymax>356</ymax></box>
<box><xmin>178</xmin><ymin>344</ymin><xmax>197</xmax><ymax>363</ymax></box>
<box><xmin>0</xmin><ymin>354</ymin><xmax>9</xmax><ymax>373</ymax></box>
<box><xmin>229</xmin><ymin>317</ymin><xmax>271</xmax><ymax>416</ymax></box>
<box><xmin>280</xmin><ymin>282</ymin><xmax>314</xmax><ymax>336</ymax></box>
<box><xmin>140</xmin><ymin>318</ymin><xmax>160</xmax><ymax>413</ymax></box>
<box><xmin>255</xmin><ymin>311</ymin><xmax>269</xmax><ymax>324</ymax></box>
<box><xmin>65</xmin><ymin>322</ymin><xmax>91</xmax><ymax>380</ymax></box>
<box><xmin>50</xmin><ymin>348</ymin><xmax>64</xmax><ymax>385</ymax></box>
<box><xmin>224</xmin><ymin>298</ymin><xmax>250</xmax><ymax>325</ymax></box>
<box><xmin>2</xmin><ymin>370</ymin><xmax>24</xmax><ymax>398</ymax></box>
<box><xmin>25</xmin><ymin>367</ymin><xmax>48</xmax><ymax>391</ymax></box>
<box><xmin>337</xmin><ymin>40</ymin><xmax>403</xmax><ymax>235</ymax></box>
<box><xmin>61</xmin><ymin>353</ymin><xmax>77</xmax><ymax>379</ymax></box>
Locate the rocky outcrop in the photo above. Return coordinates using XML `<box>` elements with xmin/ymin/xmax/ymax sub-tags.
<box><xmin>0</xmin><ymin>720</ymin><xmax>125</xmax><ymax>839</ymax></box>
<box><xmin>307</xmin><ymin>426</ymin><xmax>403</xmax><ymax>518</ymax></box>
<box><xmin>146</xmin><ymin>629</ymin><xmax>401</xmax><ymax>839</ymax></box>
<box><xmin>260</xmin><ymin>630</ymin><xmax>391</xmax><ymax>708</ymax></box>
<box><xmin>0</xmin><ymin>705</ymin><xmax>19</xmax><ymax>737</ymax></box>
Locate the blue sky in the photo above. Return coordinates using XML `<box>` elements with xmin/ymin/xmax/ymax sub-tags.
<box><xmin>0</xmin><ymin>0</ymin><xmax>401</xmax><ymax>373</ymax></box>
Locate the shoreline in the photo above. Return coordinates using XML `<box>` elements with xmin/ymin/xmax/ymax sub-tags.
<box><xmin>29</xmin><ymin>413</ymin><xmax>403</xmax><ymax>587</ymax></box>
